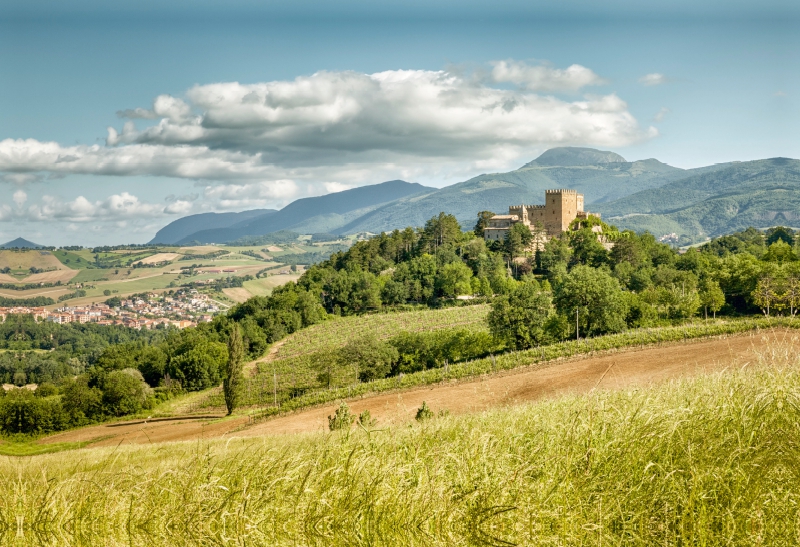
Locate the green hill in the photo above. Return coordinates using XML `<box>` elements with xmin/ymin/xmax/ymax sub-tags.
<box><xmin>593</xmin><ymin>157</ymin><xmax>800</xmax><ymax>244</ymax></box>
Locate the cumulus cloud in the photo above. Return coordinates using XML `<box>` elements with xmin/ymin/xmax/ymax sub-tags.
<box><xmin>639</xmin><ymin>73</ymin><xmax>667</xmax><ymax>86</ymax></box>
<box><xmin>202</xmin><ymin>180</ymin><xmax>300</xmax><ymax>210</ymax></box>
<box><xmin>1</xmin><ymin>61</ymin><xmax>656</xmax><ymax>223</ymax></box>
<box><xmin>26</xmin><ymin>192</ymin><xmax>166</xmax><ymax>222</ymax></box>
<box><xmin>490</xmin><ymin>60</ymin><xmax>606</xmax><ymax>92</ymax></box>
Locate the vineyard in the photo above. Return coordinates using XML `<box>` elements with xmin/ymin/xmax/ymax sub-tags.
<box><xmin>198</xmin><ymin>304</ymin><xmax>492</xmax><ymax>410</ymax></box>
<box><xmin>201</xmin><ymin>307</ymin><xmax>798</xmax><ymax>417</ymax></box>
<box><xmin>274</xmin><ymin>303</ymin><xmax>491</xmax><ymax>359</ymax></box>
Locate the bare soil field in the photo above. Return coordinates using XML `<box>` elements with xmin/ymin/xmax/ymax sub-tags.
<box><xmin>0</xmin><ymin>273</ymin><xmax>18</xmax><ymax>283</ymax></box>
<box><xmin>182</xmin><ymin>246</ymin><xmax>224</xmax><ymax>253</ymax></box>
<box><xmin>40</xmin><ymin>330</ymin><xmax>789</xmax><ymax>448</ymax></box>
<box><xmin>22</xmin><ymin>270</ymin><xmax>79</xmax><ymax>284</ymax></box>
<box><xmin>138</xmin><ymin>252</ymin><xmax>180</xmax><ymax>264</ymax></box>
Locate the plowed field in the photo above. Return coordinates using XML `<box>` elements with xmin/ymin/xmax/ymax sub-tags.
<box><xmin>39</xmin><ymin>329</ymin><xmax>790</xmax><ymax>447</ymax></box>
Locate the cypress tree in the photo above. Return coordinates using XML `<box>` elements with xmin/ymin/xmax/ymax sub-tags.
<box><xmin>223</xmin><ymin>323</ymin><xmax>245</xmax><ymax>415</ymax></box>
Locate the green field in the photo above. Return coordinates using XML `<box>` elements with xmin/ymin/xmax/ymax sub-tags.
<box><xmin>0</xmin><ymin>245</ymin><xmax>318</xmax><ymax>306</ymax></box>
<box><xmin>3</xmin><ymin>348</ymin><xmax>795</xmax><ymax>545</ymax></box>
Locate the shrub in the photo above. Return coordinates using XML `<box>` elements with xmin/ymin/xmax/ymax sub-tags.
<box><xmin>339</xmin><ymin>334</ymin><xmax>398</xmax><ymax>382</ymax></box>
<box><xmin>415</xmin><ymin>401</ymin><xmax>434</xmax><ymax>422</ymax></box>
<box><xmin>358</xmin><ymin>409</ymin><xmax>376</xmax><ymax>428</ymax></box>
<box><xmin>328</xmin><ymin>402</ymin><xmax>355</xmax><ymax>431</ymax></box>
<box><xmin>101</xmin><ymin>369</ymin><xmax>152</xmax><ymax>417</ymax></box>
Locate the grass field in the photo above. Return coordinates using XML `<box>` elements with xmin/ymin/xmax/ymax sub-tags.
<box><xmin>3</xmin><ymin>344</ymin><xmax>796</xmax><ymax>545</ymax></box>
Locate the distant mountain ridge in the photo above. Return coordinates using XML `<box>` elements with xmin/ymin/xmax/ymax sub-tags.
<box><xmin>0</xmin><ymin>238</ymin><xmax>44</xmax><ymax>249</ymax></box>
<box><xmin>150</xmin><ymin>209</ymin><xmax>275</xmax><ymax>244</ymax></box>
<box><xmin>150</xmin><ymin>148</ymin><xmax>800</xmax><ymax>246</ymax></box>
<box><xmin>592</xmin><ymin>157</ymin><xmax>800</xmax><ymax>244</ymax></box>
<box><xmin>162</xmin><ymin>180</ymin><xmax>434</xmax><ymax>245</ymax></box>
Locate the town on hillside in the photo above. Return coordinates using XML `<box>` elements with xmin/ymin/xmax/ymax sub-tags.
<box><xmin>0</xmin><ymin>288</ymin><xmax>222</xmax><ymax>329</ymax></box>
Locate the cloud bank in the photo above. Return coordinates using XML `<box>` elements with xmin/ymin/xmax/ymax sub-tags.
<box><xmin>0</xmin><ymin>60</ymin><xmax>656</xmax><ymax>235</ymax></box>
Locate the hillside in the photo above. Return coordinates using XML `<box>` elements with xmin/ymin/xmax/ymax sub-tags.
<box><xmin>593</xmin><ymin>157</ymin><xmax>800</xmax><ymax>244</ymax></box>
<box><xmin>173</xmin><ymin>180</ymin><xmax>434</xmax><ymax>244</ymax></box>
<box><xmin>149</xmin><ymin>209</ymin><xmax>275</xmax><ymax>244</ymax></box>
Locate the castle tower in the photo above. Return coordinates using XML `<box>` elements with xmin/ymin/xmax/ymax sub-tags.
<box><xmin>544</xmin><ymin>189</ymin><xmax>581</xmax><ymax>235</ymax></box>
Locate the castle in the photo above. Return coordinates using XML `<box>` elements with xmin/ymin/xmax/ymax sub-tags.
<box><xmin>483</xmin><ymin>189</ymin><xmax>598</xmax><ymax>245</ymax></box>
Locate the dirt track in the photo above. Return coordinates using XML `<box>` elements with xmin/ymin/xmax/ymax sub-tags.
<box><xmin>41</xmin><ymin>329</ymin><xmax>792</xmax><ymax>447</ymax></box>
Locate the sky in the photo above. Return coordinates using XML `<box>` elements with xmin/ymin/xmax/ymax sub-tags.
<box><xmin>1</xmin><ymin>0</ymin><xmax>798</xmax><ymax>246</ymax></box>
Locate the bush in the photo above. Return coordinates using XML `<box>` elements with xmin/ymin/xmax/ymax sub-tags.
<box><xmin>358</xmin><ymin>409</ymin><xmax>376</xmax><ymax>428</ymax></box>
<box><xmin>339</xmin><ymin>335</ymin><xmax>398</xmax><ymax>382</ymax></box>
<box><xmin>328</xmin><ymin>402</ymin><xmax>355</xmax><ymax>431</ymax></box>
<box><xmin>415</xmin><ymin>401</ymin><xmax>434</xmax><ymax>422</ymax></box>
<box><xmin>101</xmin><ymin>369</ymin><xmax>152</xmax><ymax>417</ymax></box>
<box><xmin>0</xmin><ymin>389</ymin><xmax>66</xmax><ymax>434</ymax></box>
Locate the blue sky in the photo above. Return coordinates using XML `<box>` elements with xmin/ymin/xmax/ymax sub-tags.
<box><xmin>1</xmin><ymin>0</ymin><xmax>797</xmax><ymax>245</ymax></box>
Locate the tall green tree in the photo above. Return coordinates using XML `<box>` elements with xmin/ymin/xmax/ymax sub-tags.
<box><xmin>223</xmin><ymin>324</ymin><xmax>245</xmax><ymax>415</ymax></box>
<box><xmin>473</xmin><ymin>211</ymin><xmax>495</xmax><ymax>238</ymax></box>
<box><xmin>699</xmin><ymin>279</ymin><xmax>725</xmax><ymax>319</ymax></box>
<box><xmin>488</xmin><ymin>281</ymin><xmax>552</xmax><ymax>349</ymax></box>
<box><xmin>553</xmin><ymin>265</ymin><xmax>628</xmax><ymax>337</ymax></box>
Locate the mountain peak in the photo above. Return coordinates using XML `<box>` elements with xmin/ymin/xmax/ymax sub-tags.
<box><xmin>1</xmin><ymin>237</ymin><xmax>44</xmax><ymax>249</ymax></box>
<box><xmin>526</xmin><ymin>147</ymin><xmax>627</xmax><ymax>168</ymax></box>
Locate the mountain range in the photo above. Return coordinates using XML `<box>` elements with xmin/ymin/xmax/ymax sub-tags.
<box><xmin>151</xmin><ymin>148</ymin><xmax>800</xmax><ymax>246</ymax></box>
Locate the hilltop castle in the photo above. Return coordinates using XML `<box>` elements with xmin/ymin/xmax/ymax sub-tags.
<box><xmin>483</xmin><ymin>189</ymin><xmax>599</xmax><ymax>245</ymax></box>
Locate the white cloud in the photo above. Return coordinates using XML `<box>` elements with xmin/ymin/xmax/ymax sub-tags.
<box><xmin>26</xmin><ymin>192</ymin><xmax>166</xmax><ymax>222</ymax></box>
<box><xmin>1</xmin><ymin>61</ymin><xmax>656</xmax><ymax>227</ymax></box>
<box><xmin>13</xmin><ymin>189</ymin><xmax>27</xmax><ymax>207</ymax></box>
<box><xmin>490</xmin><ymin>60</ymin><xmax>606</xmax><ymax>92</ymax></box>
<box><xmin>202</xmin><ymin>180</ymin><xmax>300</xmax><ymax>210</ymax></box>
<box><xmin>639</xmin><ymin>73</ymin><xmax>667</xmax><ymax>86</ymax></box>
<box><xmin>653</xmin><ymin>107</ymin><xmax>670</xmax><ymax>122</ymax></box>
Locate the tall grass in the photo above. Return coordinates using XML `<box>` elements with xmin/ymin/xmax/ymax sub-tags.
<box><xmin>1</xmin><ymin>338</ymin><xmax>797</xmax><ymax>545</ymax></box>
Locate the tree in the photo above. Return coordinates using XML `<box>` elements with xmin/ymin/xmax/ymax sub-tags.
<box><xmin>223</xmin><ymin>324</ymin><xmax>245</xmax><ymax>415</ymax></box>
<box><xmin>766</xmin><ymin>226</ymin><xmax>794</xmax><ymax>246</ymax></box>
<box><xmin>487</xmin><ymin>281</ymin><xmax>552</xmax><ymax>349</ymax></box>
<box><xmin>752</xmin><ymin>277</ymin><xmax>777</xmax><ymax>316</ymax></box>
<box><xmin>168</xmin><ymin>337</ymin><xmax>228</xmax><ymax>390</ymax></box>
<box><xmin>786</xmin><ymin>276</ymin><xmax>800</xmax><ymax>316</ymax></box>
<box><xmin>339</xmin><ymin>334</ymin><xmax>399</xmax><ymax>382</ymax></box>
<box><xmin>504</xmin><ymin>223</ymin><xmax>533</xmax><ymax>267</ymax></box>
<box><xmin>553</xmin><ymin>265</ymin><xmax>628</xmax><ymax>337</ymax></box>
<box><xmin>421</xmin><ymin>213</ymin><xmax>462</xmax><ymax>253</ymax></box>
<box><xmin>699</xmin><ymin>279</ymin><xmax>725</xmax><ymax>319</ymax></box>
<box><xmin>570</xmin><ymin>228</ymin><xmax>608</xmax><ymax>268</ymax></box>
<box><xmin>473</xmin><ymin>211</ymin><xmax>495</xmax><ymax>238</ymax></box>
<box><xmin>101</xmin><ymin>369</ymin><xmax>151</xmax><ymax>416</ymax></box>
<box><xmin>437</xmin><ymin>261</ymin><xmax>473</xmax><ymax>297</ymax></box>
<box><xmin>60</xmin><ymin>376</ymin><xmax>103</xmax><ymax>423</ymax></box>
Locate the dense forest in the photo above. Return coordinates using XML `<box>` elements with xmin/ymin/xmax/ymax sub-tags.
<box><xmin>2</xmin><ymin>214</ymin><xmax>799</xmax><ymax>435</ymax></box>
